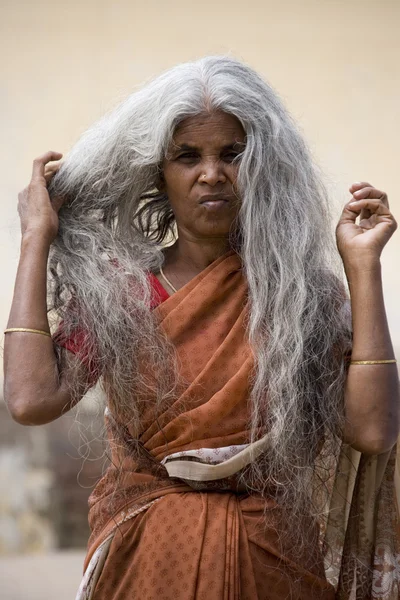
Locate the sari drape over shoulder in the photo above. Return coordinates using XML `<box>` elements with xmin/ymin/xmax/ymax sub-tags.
<box><xmin>54</xmin><ymin>250</ymin><xmax>400</xmax><ymax>600</ymax></box>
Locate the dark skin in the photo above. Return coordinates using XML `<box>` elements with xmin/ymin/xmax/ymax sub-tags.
<box><xmin>155</xmin><ymin>111</ymin><xmax>245</xmax><ymax>289</ymax></box>
<box><xmin>3</xmin><ymin>112</ymin><xmax>400</xmax><ymax>455</ymax></box>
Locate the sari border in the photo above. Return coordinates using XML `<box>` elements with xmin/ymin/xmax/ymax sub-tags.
<box><xmin>77</xmin><ymin>498</ymin><xmax>162</xmax><ymax>600</ymax></box>
<box><xmin>163</xmin><ymin>433</ymin><xmax>270</xmax><ymax>481</ymax></box>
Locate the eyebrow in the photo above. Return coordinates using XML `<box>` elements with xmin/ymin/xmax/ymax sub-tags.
<box><xmin>171</xmin><ymin>141</ymin><xmax>246</xmax><ymax>153</ymax></box>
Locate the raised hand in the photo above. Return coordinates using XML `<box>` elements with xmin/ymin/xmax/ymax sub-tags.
<box><xmin>336</xmin><ymin>182</ymin><xmax>397</xmax><ymax>270</ymax></box>
<box><xmin>18</xmin><ymin>151</ymin><xmax>64</xmax><ymax>246</ymax></box>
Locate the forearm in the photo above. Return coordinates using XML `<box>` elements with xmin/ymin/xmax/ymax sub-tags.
<box><xmin>343</xmin><ymin>261</ymin><xmax>399</xmax><ymax>454</ymax></box>
<box><xmin>4</xmin><ymin>233</ymin><xmax>64</xmax><ymax>423</ymax></box>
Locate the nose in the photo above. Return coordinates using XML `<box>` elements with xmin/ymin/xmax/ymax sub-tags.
<box><xmin>198</xmin><ymin>159</ymin><xmax>227</xmax><ymax>186</ymax></box>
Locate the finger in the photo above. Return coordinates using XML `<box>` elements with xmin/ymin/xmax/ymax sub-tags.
<box><xmin>32</xmin><ymin>151</ymin><xmax>63</xmax><ymax>180</ymax></box>
<box><xmin>44</xmin><ymin>165</ymin><xmax>60</xmax><ymax>176</ymax></box>
<box><xmin>352</xmin><ymin>186</ymin><xmax>388</xmax><ymax>206</ymax></box>
<box><xmin>44</xmin><ymin>171</ymin><xmax>58</xmax><ymax>184</ymax></box>
<box><xmin>359</xmin><ymin>206</ymin><xmax>371</xmax><ymax>222</ymax></box>
<box><xmin>44</xmin><ymin>163</ymin><xmax>61</xmax><ymax>173</ymax></box>
<box><xmin>348</xmin><ymin>199</ymin><xmax>392</xmax><ymax>217</ymax></box>
<box><xmin>44</xmin><ymin>163</ymin><xmax>62</xmax><ymax>182</ymax></box>
<box><xmin>360</xmin><ymin>213</ymin><xmax>378</xmax><ymax>230</ymax></box>
<box><xmin>349</xmin><ymin>181</ymin><xmax>372</xmax><ymax>194</ymax></box>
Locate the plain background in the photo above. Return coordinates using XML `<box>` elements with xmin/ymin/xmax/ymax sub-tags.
<box><xmin>2</xmin><ymin>0</ymin><xmax>400</xmax><ymax>373</ymax></box>
<box><xmin>0</xmin><ymin>0</ymin><xmax>399</xmax><ymax>597</ymax></box>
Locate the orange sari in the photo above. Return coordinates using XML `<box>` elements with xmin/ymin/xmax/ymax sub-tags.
<box><xmin>55</xmin><ymin>250</ymin><xmax>400</xmax><ymax>599</ymax></box>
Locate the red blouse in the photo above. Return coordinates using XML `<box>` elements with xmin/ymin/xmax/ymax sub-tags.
<box><xmin>147</xmin><ymin>272</ymin><xmax>170</xmax><ymax>308</ymax></box>
<box><xmin>53</xmin><ymin>272</ymin><xmax>170</xmax><ymax>381</ymax></box>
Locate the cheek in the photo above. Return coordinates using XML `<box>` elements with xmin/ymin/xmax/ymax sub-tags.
<box><xmin>227</xmin><ymin>164</ymin><xmax>241</xmax><ymax>195</ymax></box>
<box><xmin>228</xmin><ymin>162</ymin><xmax>240</xmax><ymax>180</ymax></box>
<box><xmin>164</xmin><ymin>165</ymin><xmax>196</xmax><ymax>194</ymax></box>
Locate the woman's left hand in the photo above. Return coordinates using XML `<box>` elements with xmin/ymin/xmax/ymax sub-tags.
<box><xmin>336</xmin><ymin>182</ymin><xmax>397</xmax><ymax>270</ymax></box>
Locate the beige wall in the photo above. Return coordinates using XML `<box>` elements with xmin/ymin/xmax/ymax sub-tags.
<box><xmin>1</xmin><ymin>0</ymin><xmax>400</xmax><ymax>376</ymax></box>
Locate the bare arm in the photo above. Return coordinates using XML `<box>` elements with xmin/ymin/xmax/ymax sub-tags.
<box><xmin>343</xmin><ymin>262</ymin><xmax>399</xmax><ymax>454</ymax></box>
<box><xmin>337</xmin><ymin>182</ymin><xmax>399</xmax><ymax>454</ymax></box>
<box><xmin>3</xmin><ymin>152</ymin><xmax>92</xmax><ymax>425</ymax></box>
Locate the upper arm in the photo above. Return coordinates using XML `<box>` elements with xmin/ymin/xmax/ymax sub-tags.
<box><xmin>7</xmin><ymin>340</ymin><xmax>96</xmax><ymax>427</ymax></box>
<box><xmin>52</xmin><ymin>345</ymin><xmax>96</xmax><ymax>419</ymax></box>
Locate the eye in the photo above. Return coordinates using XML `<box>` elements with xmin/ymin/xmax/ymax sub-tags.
<box><xmin>176</xmin><ymin>152</ymin><xmax>199</xmax><ymax>162</ymax></box>
<box><xmin>222</xmin><ymin>151</ymin><xmax>242</xmax><ymax>163</ymax></box>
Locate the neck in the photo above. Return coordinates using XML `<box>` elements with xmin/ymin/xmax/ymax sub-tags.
<box><xmin>165</xmin><ymin>236</ymin><xmax>232</xmax><ymax>275</ymax></box>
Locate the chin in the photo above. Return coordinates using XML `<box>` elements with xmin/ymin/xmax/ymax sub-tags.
<box><xmin>196</xmin><ymin>225</ymin><xmax>233</xmax><ymax>238</ymax></box>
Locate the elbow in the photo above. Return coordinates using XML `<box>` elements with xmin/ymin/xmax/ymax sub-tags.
<box><xmin>351</xmin><ymin>439</ymin><xmax>397</xmax><ymax>456</ymax></box>
<box><xmin>6</xmin><ymin>398</ymin><xmax>44</xmax><ymax>426</ymax></box>
<box><xmin>4</xmin><ymin>386</ymin><xmax>51</xmax><ymax>426</ymax></box>
<box><xmin>347</xmin><ymin>430</ymin><xmax>398</xmax><ymax>455</ymax></box>
<box><xmin>343</xmin><ymin>403</ymin><xmax>400</xmax><ymax>454</ymax></box>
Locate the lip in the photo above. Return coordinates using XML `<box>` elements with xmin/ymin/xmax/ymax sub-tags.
<box><xmin>200</xmin><ymin>199</ymin><xmax>229</xmax><ymax>210</ymax></box>
<box><xmin>199</xmin><ymin>195</ymin><xmax>230</xmax><ymax>204</ymax></box>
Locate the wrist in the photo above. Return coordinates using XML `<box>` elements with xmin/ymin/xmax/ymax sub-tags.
<box><xmin>342</xmin><ymin>256</ymin><xmax>382</xmax><ymax>278</ymax></box>
<box><xmin>21</xmin><ymin>229</ymin><xmax>53</xmax><ymax>251</ymax></box>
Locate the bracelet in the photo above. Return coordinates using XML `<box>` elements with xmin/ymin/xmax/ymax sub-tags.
<box><xmin>4</xmin><ymin>327</ymin><xmax>51</xmax><ymax>337</ymax></box>
<box><xmin>350</xmin><ymin>359</ymin><xmax>397</xmax><ymax>365</ymax></box>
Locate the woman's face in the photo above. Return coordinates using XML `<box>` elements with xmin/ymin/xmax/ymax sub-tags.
<box><xmin>160</xmin><ymin>111</ymin><xmax>245</xmax><ymax>240</ymax></box>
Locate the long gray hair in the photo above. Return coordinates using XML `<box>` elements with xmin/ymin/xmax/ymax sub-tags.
<box><xmin>49</xmin><ymin>56</ymin><xmax>352</xmax><ymax>549</ymax></box>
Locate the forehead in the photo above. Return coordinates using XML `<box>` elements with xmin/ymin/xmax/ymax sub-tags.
<box><xmin>172</xmin><ymin>111</ymin><xmax>245</xmax><ymax>145</ymax></box>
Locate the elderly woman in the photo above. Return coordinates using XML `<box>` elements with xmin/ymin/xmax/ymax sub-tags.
<box><xmin>4</xmin><ymin>57</ymin><xmax>400</xmax><ymax>599</ymax></box>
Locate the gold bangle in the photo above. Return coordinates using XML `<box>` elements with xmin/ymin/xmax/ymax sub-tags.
<box><xmin>350</xmin><ymin>359</ymin><xmax>397</xmax><ymax>365</ymax></box>
<box><xmin>4</xmin><ymin>327</ymin><xmax>51</xmax><ymax>337</ymax></box>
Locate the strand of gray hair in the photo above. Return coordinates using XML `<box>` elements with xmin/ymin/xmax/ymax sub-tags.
<box><xmin>48</xmin><ymin>55</ymin><xmax>352</xmax><ymax>557</ymax></box>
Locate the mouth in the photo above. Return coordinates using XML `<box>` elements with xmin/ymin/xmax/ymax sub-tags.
<box><xmin>199</xmin><ymin>195</ymin><xmax>230</xmax><ymax>208</ymax></box>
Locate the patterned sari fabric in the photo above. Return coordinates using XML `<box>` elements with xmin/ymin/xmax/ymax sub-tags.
<box><xmin>54</xmin><ymin>251</ymin><xmax>400</xmax><ymax>599</ymax></box>
<box><xmin>322</xmin><ymin>444</ymin><xmax>400</xmax><ymax>598</ymax></box>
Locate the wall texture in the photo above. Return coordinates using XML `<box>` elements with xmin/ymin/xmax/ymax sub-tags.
<box><xmin>0</xmin><ymin>397</ymin><xmax>105</xmax><ymax>555</ymax></box>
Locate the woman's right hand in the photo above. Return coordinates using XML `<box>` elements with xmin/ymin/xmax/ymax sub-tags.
<box><xmin>18</xmin><ymin>151</ymin><xmax>65</xmax><ymax>245</ymax></box>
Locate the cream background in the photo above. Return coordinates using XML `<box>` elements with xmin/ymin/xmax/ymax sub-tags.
<box><xmin>1</xmin><ymin>0</ymin><xmax>400</xmax><ymax>380</ymax></box>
